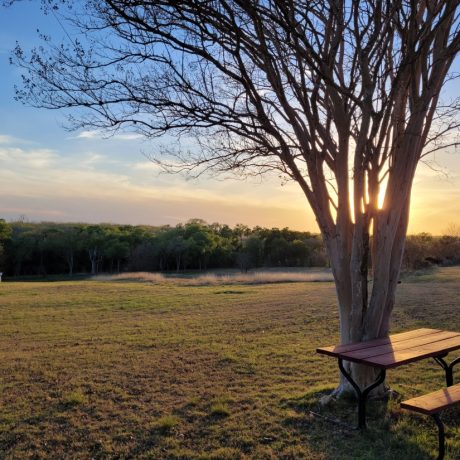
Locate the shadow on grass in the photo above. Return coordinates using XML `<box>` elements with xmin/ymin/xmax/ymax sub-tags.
<box><xmin>280</xmin><ymin>388</ymin><xmax>439</xmax><ymax>460</ymax></box>
<box><xmin>4</xmin><ymin>390</ymin><xmax>458</xmax><ymax>459</ymax></box>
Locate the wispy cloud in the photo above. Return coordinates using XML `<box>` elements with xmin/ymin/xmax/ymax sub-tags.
<box><xmin>1</xmin><ymin>133</ymin><xmax>459</xmax><ymax>233</ymax></box>
<box><xmin>130</xmin><ymin>161</ymin><xmax>162</xmax><ymax>171</ymax></box>
<box><xmin>73</xmin><ymin>130</ymin><xmax>143</xmax><ymax>141</ymax></box>
<box><xmin>0</xmin><ymin>134</ymin><xmax>16</xmax><ymax>144</ymax></box>
<box><xmin>74</xmin><ymin>130</ymin><xmax>101</xmax><ymax>139</ymax></box>
<box><xmin>0</xmin><ymin>141</ymin><xmax>315</xmax><ymax>228</ymax></box>
<box><xmin>0</xmin><ymin>146</ymin><xmax>58</xmax><ymax>168</ymax></box>
<box><xmin>0</xmin><ymin>134</ymin><xmax>32</xmax><ymax>145</ymax></box>
<box><xmin>113</xmin><ymin>133</ymin><xmax>143</xmax><ymax>141</ymax></box>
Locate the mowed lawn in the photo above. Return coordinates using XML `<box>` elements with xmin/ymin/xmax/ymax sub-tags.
<box><xmin>1</xmin><ymin>269</ymin><xmax>460</xmax><ymax>459</ymax></box>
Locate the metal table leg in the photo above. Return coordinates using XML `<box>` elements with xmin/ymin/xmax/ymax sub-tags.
<box><xmin>432</xmin><ymin>414</ymin><xmax>445</xmax><ymax>460</ymax></box>
<box><xmin>338</xmin><ymin>358</ymin><xmax>386</xmax><ymax>429</ymax></box>
<box><xmin>433</xmin><ymin>355</ymin><xmax>460</xmax><ymax>387</ymax></box>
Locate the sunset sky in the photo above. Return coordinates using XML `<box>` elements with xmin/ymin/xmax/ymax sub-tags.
<box><xmin>1</xmin><ymin>3</ymin><xmax>460</xmax><ymax>234</ymax></box>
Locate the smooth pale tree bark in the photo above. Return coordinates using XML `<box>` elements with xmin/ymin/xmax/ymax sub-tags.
<box><xmin>11</xmin><ymin>0</ymin><xmax>460</xmax><ymax>395</ymax></box>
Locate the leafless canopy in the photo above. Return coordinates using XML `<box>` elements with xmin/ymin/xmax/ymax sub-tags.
<box><xmin>13</xmin><ymin>1</ymin><xmax>460</xmax><ymax>365</ymax></box>
<box><xmin>15</xmin><ymin>1</ymin><xmax>460</xmax><ymax>229</ymax></box>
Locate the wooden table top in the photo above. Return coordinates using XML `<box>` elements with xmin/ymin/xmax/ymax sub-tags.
<box><xmin>316</xmin><ymin>328</ymin><xmax>460</xmax><ymax>369</ymax></box>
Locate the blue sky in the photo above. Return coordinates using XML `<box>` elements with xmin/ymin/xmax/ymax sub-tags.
<box><xmin>1</xmin><ymin>2</ymin><xmax>460</xmax><ymax>233</ymax></box>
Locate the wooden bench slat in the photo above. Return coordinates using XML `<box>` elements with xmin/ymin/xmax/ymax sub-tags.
<box><xmin>316</xmin><ymin>328</ymin><xmax>441</xmax><ymax>357</ymax></box>
<box><xmin>401</xmin><ymin>384</ymin><xmax>460</xmax><ymax>415</ymax></box>
<box><xmin>340</xmin><ymin>331</ymin><xmax>460</xmax><ymax>360</ymax></box>
<box><xmin>362</xmin><ymin>336</ymin><xmax>460</xmax><ymax>368</ymax></box>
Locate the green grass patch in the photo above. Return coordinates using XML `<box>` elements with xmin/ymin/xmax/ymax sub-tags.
<box><xmin>153</xmin><ymin>415</ymin><xmax>181</xmax><ymax>435</ymax></box>
<box><xmin>209</xmin><ymin>395</ymin><xmax>233</xmax><ymax>417</ymax></box>
<box><xmin>0</xmin><ymin>267</ymin><xmax>459</xmax><ymax>458</ymax></box>
<box><xmin>62</xmin><ymin>389</ymin><xmax>87</xmax><ymax>407</ymax></box>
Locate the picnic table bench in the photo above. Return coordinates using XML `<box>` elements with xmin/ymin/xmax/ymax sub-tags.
<box><xmin>316</xmin><ymin>328</ymin><xmax>460</xmax><ymax>429</ymax></box>
<box><xmin>401</xmin><ymin>383</ymin><xmax>460</xmax><ymax>459</ymax></box>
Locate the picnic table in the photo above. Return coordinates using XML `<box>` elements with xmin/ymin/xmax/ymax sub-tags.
<box><xmin>316</xmin><ymin>328</ymin><xmax>460</xmax><ymax>428</ymax></box>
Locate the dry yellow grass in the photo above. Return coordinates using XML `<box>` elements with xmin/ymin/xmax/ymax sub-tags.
<box><xmin>0</xmin><ymin>267</ymin><xmax>459</xmax><ymax>459</ymax></box>
<box><xmin>95</xmin><ymin>268</ymin><xmax>334</xmax><ymax>285</ymax></box>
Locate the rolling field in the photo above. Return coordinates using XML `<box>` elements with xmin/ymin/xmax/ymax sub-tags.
<box><xmin>1</xmin><ymin>268</ymin><xmax>460</xmax><ymax>459</ymax></box>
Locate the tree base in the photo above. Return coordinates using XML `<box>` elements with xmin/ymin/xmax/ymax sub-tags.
<box><xmin>322</xmin><ymin>381</ymin><xmax>397</xmax><ymax>404</ymax></box>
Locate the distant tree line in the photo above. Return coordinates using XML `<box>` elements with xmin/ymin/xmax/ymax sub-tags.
<box><xmin>0</xmin><ymin>218</ymin><xmax>328</xmax><ymax>277</ymax></box>
<box><xmin>403</xmin><ymin>232</ymin><xmax>460</xmax><ymax>270</ymax></box>
<box><xmin>0</xmin><ymin>219</ymin><xmax>459</xmax><ymax>278</ymax></box>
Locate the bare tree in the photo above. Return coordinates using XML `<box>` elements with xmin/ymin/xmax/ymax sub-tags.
<box><xmin>11</xmin><ymin>1</ymin><xmax>460</xmax><ymax>394</ymax></box>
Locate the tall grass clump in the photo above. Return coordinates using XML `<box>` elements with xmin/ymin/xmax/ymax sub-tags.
<box><xmin>62</xmin><ymin>389</ymin><xmax>87</xmax><ymax>407</ymax></box>
<box><xmin>94</xmin><ymin>272</ymin><xmax>165</xmax><ymax>282</ymax></box>
<box><xmin>153</xmin><ymin>415</ymin><xmax>181</xmax><ymax>435</ymax></box>
<box><xmin>185</xmin><ymin>271</ymin><xmax>333</xmax><ymax>285</ymax></box>
<box><xmin>95</xmin><ymin>269</ymin><xmax>333</xmax><ymax>285</ymax></box>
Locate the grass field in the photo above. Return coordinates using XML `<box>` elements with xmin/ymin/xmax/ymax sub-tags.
<box><xmin>1</xmin><ymin>267</ymin><xmax>459</xmax><ymax>459</ymax></box>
